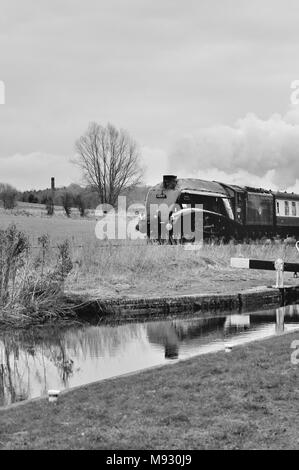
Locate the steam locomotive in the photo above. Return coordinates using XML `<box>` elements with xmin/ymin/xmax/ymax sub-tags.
<box><xmin>136</xmin><ymin>175</ymin><xmax>299</xmax><ymax>242</ymax></box>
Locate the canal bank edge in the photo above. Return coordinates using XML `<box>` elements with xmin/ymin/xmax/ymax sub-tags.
<box><xmin>1</xmin><ymin>325</ymin><xmax>298</xmax><ymax>414</ymax></box>
<box><xmin>65</xmin><ymin>285</ymin><xmax>299</xmax><ymax>321</ymax></box>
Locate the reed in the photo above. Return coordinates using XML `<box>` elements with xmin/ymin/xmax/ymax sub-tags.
<box><xmin>1</xmin><ymin>220</ymin><xmax>299</xmax><ymax>322</ymax></box>
<box><xmin>67</xmin><ymin>238</ymin><xmax>299</xmax><ymax>295</ymax></box>
<box><xmin>0</xmin><ymin>225</ymin><xmax>76</xmax><ymax>326</ymax></box>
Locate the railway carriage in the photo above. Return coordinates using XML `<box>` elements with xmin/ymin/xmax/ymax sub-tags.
<box><xmin>275</xmin><ymin>192</ymin><xmax>299</xmax><ymax>235</ymax></box>
<box><xmin>136</xmin><ymin>175</ymin><xmax>299</xmax><ymax>242</ymax></box>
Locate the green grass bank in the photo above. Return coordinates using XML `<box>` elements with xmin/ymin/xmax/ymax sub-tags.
<box><xmin>0</xmin><ymin>331</ymin><xmax>298</xmax><ymax>450</ymax></box>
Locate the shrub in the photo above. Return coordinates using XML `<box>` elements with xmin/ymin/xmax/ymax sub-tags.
<box><xmin>0</xmin><ymin>225</ymin><xmax>75</xmax><ymax>325</ymax></box>
<box><xmin>55</xmin><ymin>240</ymin><xmax>73</xmax><ymax>282</ymax></box>
<box><xmin>0</xmin><ymin>225</ymin><xmax>29</xmax><ymax>306</ymax></box>
<box><xmin>0</xmin><ymin>183</ymin><xmax>18</xmax><ymax>209</ymax></box>
<box><xmin>74</xmin><ymin>193</ymin><xmax>86</xmax><ymax>217</ymax></box>
<box><xmin>36</xmin><ymin>234</ymin><xmax>51</xmax><ymax>277</ymax></box>
<box><xmin>60</xmin><ymin>191</ymin><xmax>73</xmax><ymax>217</ymax></box>
<box><xmin>45</xmin><ymin>196</ymin><xmax>54</xmax><ymax>216</ymax></box>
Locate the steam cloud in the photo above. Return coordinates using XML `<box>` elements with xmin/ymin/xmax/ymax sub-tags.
<box><xmin>169</xmin><ymin>109</ymin><xmax>299</xmax><ymax>192</ymax></box>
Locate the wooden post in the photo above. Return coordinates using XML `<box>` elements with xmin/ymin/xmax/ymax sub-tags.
<box><xmin>274</xmin><ymin>259</ymin><xmax>284</xmax><ymax>288</ymax></box>
<box><xmin>230</xmin><ymin>257</ymin><xmax>299</xmax><ymax>287</ymax></box>
<box><xmin>231</xmin><ymin>258</ymin><xmax>299</xmax><ymax>273</ymax></box>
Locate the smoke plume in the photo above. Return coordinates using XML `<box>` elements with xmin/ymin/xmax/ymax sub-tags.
<box><xmin>169</xmin><ymin>109</ymin><xmax>299</xmax><ymax>192</ymax></box>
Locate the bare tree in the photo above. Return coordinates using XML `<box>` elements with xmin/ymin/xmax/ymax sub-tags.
<box><xmin>45</xmin><ymin>195</ymin><xmax>54</xmax><ymax>216</ymax></box>
<box><xmin>74</xmin><ymin>193</ymin><xmax>86</xmax><ymax>217</ymax></box>
<box><xmin>57</xmin><ymin>190</ymin><xmax>73</xmax><ymax>218</ymax></box>
<box><xmin>0</xmin><ymin>183</ymin><xmax>18</xmax><ymax>210</ymax></box>
<box><xmin>75</xmin><ymin>122</ymin><xmax>143</xmax><ymax>206</ymax></box>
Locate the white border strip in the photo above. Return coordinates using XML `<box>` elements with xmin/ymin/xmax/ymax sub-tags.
<box><xmin>230</xmin><ymin>257</ymin><xmax>250</xmax><ymax>269</ymax></box>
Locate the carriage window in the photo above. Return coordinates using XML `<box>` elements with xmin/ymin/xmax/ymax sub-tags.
<box><xmin>285</xmin><ymin>201</ymin><xmax>289</xmax><ymax>216</ymax></box>
<box><xmin>292</xmin><ymin>201</ymin><xmax>297</xmax><ymax>216</ymax></box>
<box><xmin>276</xmin><ymin>201</ymin><xmax>280</xmax><ymax>214</ymax></box>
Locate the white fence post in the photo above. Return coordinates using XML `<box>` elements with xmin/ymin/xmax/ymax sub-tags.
<box><xmin>274</xmin><ymin>259</ymin><xmax>284</xmax><ymax>288</ymax></box>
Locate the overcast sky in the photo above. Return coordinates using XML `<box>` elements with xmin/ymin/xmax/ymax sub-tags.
<box><xmin>1</xmin><ymin>0</ymin><xmax>299</xmax><ymax>190</ymax></box>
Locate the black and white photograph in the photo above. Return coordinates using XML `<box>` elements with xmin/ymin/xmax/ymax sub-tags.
<box><xmin>0</xmin><ymin>0</ymin><xmax>299</xmax><ymax>454</ymax></box>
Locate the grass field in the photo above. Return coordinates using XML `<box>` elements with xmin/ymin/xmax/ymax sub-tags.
<box><xmin>66</xmin><ymin>237</ymin><xmax>299</xmax><ymax>298</ymax></box>
<box><xmin>0</xmin><ymin>331</ymin><xmax>298</xmax><ymax>449</ymax></box>
<box><xmin>0</xmin><ymin>206</ymin><xmax>98</xmax><ymax>245</ymax></box>
<box><xmin>1</xmin><ymin>208</ymin><xmax>299</xmax><ymax>299</ymax></box>
<box><xmin>1</xmin><ymin>209</ymin><xmax>299</xmax><ymax>450</ymax></box>
<box><xmin>0</xmin><ymin>204</ymin><xmax>141</xmax><ymax>245</ymax></box>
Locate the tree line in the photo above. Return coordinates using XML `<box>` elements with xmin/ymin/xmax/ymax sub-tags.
<box><xmin>0</xmin><ymin>183</ymin><xmax>148</xmax><ymax>217</ymax></box>
<box><xmin>1</xmin><ymin>122</ymin><xmax>147</xmax><ymax>217</ymax></box>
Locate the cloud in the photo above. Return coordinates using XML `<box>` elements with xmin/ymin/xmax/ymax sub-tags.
<box><xmin>2</xmin><ymin>0</ymin><xmax>299</xmax><ymax>191</ymax></box>
<box><xmin>141</xmin><ymin>147</ymin><xmax>168</xmax><ymax>185</ymax></box>
<box><xmin>168</xmin><ymin>108</ymin><xmax>299</xmax><ymax>191</ymax></box>
<box><xmin>2</xmin><ymin>0</ymin><xmax>299</xmax><ymax>159</ymax></box>
<box><xmin>0</xmin><ymin>147</ymin><xmax>168</xmax><ymax>191</ymax></box>
<box><xmin>0</xmin><ymin>152</ymin><xmax>81</xmax><ymax>190</ymax></box>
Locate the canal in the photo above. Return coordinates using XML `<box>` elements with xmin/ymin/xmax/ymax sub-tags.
<box><xmin>1</xmin><ymin>304</ymin><xmax>299</xmax><ymax>407</ymax></box>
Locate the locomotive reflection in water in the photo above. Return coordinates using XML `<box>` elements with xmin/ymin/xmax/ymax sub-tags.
<box><xmin>1</xmin><ymin>305</ymin><xmax>299</xmax><ymax>406</ymax></box>
<box><xmin>136</xmin><ymin>175</ymin><xmax>299</xmax><ymax>242</ymax></box>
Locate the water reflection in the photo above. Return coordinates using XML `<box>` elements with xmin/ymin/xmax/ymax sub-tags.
<box><xmin>1</xmin><ymin>304</ymin><xmax>299</xmax><ymax>406</ymax></box>
<box><xmin>147</xmin><ymin>316</ymin><xmax>227</xmax><ymax>360</ymax></box>
<box><xmin>276</xmin><ymin>307</ymin><xmax>285</xmax><ymax>334</ymax></box>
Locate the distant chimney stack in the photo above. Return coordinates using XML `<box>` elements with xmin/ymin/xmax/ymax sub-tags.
<box><xmin>163</xmin><ymin>175</ymin><xmax>177</xmax><ymax>190</ymax></box>
<box><xmin>51</xmin><ymin>177</ymin><xmax>55</xmax><ymax>192</ymax></box>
